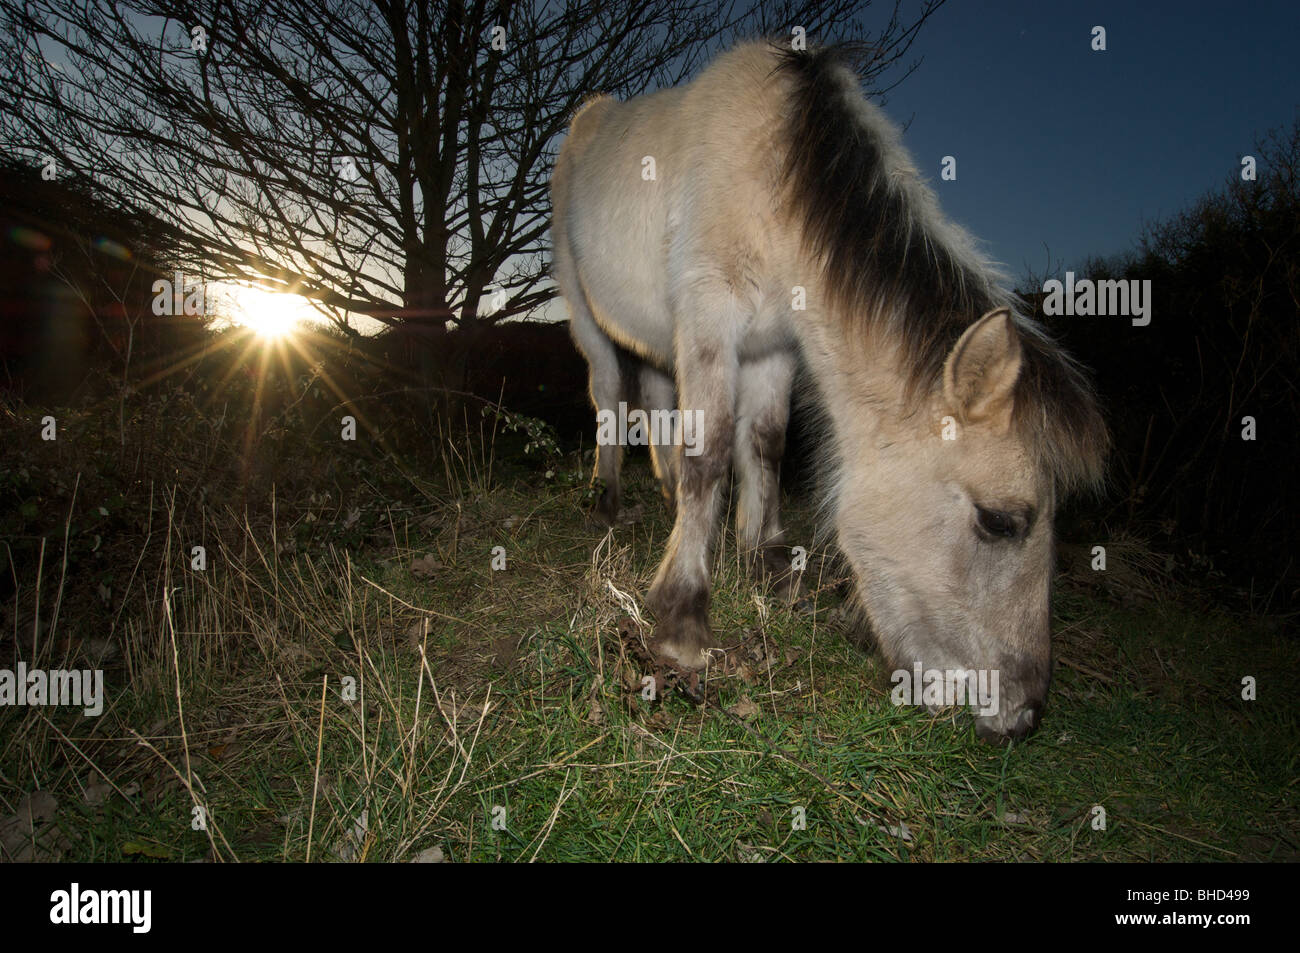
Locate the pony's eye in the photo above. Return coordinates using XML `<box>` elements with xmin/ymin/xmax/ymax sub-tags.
<box><xmin>975</xmin><ymin>506</ymin><xmax>1018</xmax><ymax>540</ymax></box>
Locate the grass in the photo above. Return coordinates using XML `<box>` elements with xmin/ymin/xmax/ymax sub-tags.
<box><xmin>1</xmin><ymin>394</ymin><xmax>1296</xmax><ymax>863</ymax></box>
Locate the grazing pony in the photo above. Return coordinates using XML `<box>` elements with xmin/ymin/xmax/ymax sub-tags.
<box><xmin>550</xmin><ymin>42</ymin><xmax>1108</xmax><ymax>742</ymax></box>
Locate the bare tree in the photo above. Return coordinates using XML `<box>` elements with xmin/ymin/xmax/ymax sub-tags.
<box><xmin>0</xmin><ymin>0</ymin><xmax>943</xmax><ymax>340</ymax></box>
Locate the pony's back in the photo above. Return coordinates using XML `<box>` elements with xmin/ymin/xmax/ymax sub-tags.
<box><xmin>551</xmin><ymin>43</ymin><xmax>801</xmax><ymax>367</ymax></box>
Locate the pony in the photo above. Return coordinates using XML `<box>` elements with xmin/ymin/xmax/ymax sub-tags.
<box><xmin>550</xmin><ymin>41</ymin><xmax>1108</xmax><ymax>743</ymax></box>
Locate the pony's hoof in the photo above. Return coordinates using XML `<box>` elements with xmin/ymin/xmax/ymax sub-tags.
<box><xmin>647</xmin><ymin>609</ymin><xmax>716</xmax><ymax>672</ymax></box>
<box><xmin>587</xmin><ymin>506</ymin><xmax>618</xmax><ymax>529</ymax></box>
<box><xmin>587</xmin><ymin>501</ymin><xmax>645</xmax><ymax>529</ymax></box>
<box><xmin>769</xmin><ymin>569</ymin><xmax>806</xmax><ymax>603</ymax></box>
<box><xmin>791</xmin><ymin>593</ymin><xmax>818</xmax><ymax>616</ymax></box>
<box><xmin>588</xmin><ymin>483</ymin><xmax>620</xmax><ymax>527</ymax></box>
<box><xmin>649</xmin><ymin>632</ymin><xmax>713</xmax><ymax>671</ymax></box>
<box><xmin>753</xmin><ymin>548</ymin><xmax>806</xmax><ymax>603</ymax></box>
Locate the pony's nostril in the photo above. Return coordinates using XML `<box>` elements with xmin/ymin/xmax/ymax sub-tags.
<box><xmin>977</xmin><ymin>702</ymin><xmax>1045</xmax><ymax>748</ymax></box>
<box><xmin>1016</xmin><ymin>704</ymin><xmax>1042</xmax><ymax>737</ymax></box>
<box><xmin>975</xmin><ymin>703</ymin><xmax>1043</xmax><ymax>745</ymax></box>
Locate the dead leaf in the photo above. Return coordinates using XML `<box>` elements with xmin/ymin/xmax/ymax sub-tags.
<box><xmin>405</xmin><ymin>617</ymin><xmax>432</xmax><ymax>650</ymax></box>
<box><xmin>331</xmin><ymin>810</ymin><xmax>369</xmax><ymax>862</ymax></box>
<box><xmin>84</xmin><ymin>777</ymin><xmax>113</xmax><ymax>807</ymax></box>
<box><xmin>121</xmin><ymin>840</ymin><xmax>171</xmax><ymax>859</ymax></box>
<box><xmin>490</xmin><ymin>633</ymin><xmax>521</xmax><ymax>669</ymax></box>
<box><xmin>616</xmin><ymin>503</ymin><xmax>645</xmax><ymax>525</ymax></box>
<box><xmin>10</xmin><ymin>790</ymin><xmax>57</xmax><ymax>826</ymax></box>
<box><xmin>410</xmin><ymin>554</ymin><xmax>443</xmax><ymax>578</ymax></box>
<box><xmin>0</xmin><ymin>791</ymin><xmax>70</xmax><ymax>862</ymax></box>
<box><xmin>142</xmin><ymin>772</ymin><xmax>179</xmax><ymax>806</ymax></box>
<box><xmin>728</xmin><ymin>696</ymin><xmax>760</xmax><ymax>720</ymax></box>
<box><xmin>83</xmin><ymin>637</ymin><xmax>118</xmax><ymax>661</ymax></box>
<box><xmin>207</xmin><ymin>742</ymin><xmax>244</xmax><ymax>762</ymax></box>
<box><xmin>874</xmin><ymin>820</ymin><xmax>914</xmax><ymax>842</ymax></box>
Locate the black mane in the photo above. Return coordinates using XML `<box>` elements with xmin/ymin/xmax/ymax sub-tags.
<box><xmin>776</xmin><ymin>44</ymin><xmax>1109</xmax><ymax>491</ymax></box>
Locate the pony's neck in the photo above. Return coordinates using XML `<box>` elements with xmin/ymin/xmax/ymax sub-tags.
<box><xmin>800</xmin><ymin>313</ymin><xmax>924</xmax><ymax>443</ymax></box>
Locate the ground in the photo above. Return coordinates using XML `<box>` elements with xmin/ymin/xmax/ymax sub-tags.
<box><xmin>1</xmin><ymin>424</ymin><xmax>1295</xmax><ymax>862</ymax></box>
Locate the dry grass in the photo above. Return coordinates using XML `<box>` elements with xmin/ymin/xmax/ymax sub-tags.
<box><xmin>1</xmin><ymin>389</ymin><xmax>1296</xmax><ymax>862</ymax></box>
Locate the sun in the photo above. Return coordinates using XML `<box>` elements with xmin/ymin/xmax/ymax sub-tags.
<box><xmin>227</xmin><ymin>285</ymin><xmax>317</xmax><ymax>339</ymax></box>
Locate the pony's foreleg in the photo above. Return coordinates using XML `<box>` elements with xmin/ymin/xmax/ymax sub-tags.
<box><xmin>568</xmin><ymin>295</ymin><xmax>626</xmax><ymax>525</ymax></box>
<box><xmin>734</xmin><ymin>350</ymin><xmax>802</xmax><ymax>600</ymax></box>
<box><xmin>646</xmin><ymin>311</ymin><xmax>737</xmax><ymax>670</ymax></box>
<box><xmin>638</xmin><ymin>363</ymin><xmax>679</xmax><ymax>511</ymax></box>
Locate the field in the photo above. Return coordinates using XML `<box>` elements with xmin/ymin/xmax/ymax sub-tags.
<box><xmin>2</xmin><ymin>390</ymin><xmax>1295</xmax><ymax>863</ymax></box>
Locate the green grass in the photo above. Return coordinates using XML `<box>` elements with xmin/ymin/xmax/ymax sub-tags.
<box><xmin>4</xmin><ymin>446</ymin><xmax>1295</xmax><ymax>863</ymax></box>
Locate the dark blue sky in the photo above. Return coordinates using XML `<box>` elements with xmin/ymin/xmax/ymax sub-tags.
<box><xmin>874</xmin><ymin>0</ymin><xmax>1299</xmax><ymax>286</ymax></box>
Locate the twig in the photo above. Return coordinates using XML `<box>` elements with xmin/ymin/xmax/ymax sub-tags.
<box><xmin>1057</xmin><ymin>656</ymin><xmax>1116</xmax><ymax>685</ymax></box>
<box><xmin>306</xmin><ymin>674</ymin><xmax>328</xmax><ymax>862</ymax></box>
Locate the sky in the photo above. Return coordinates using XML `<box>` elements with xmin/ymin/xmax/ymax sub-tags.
<box><xmin>30</xmin><ymin>1</ymin><xmax>1293</xmax><ymax>328</ymax></box>
<box><xmin>871</xmin><ymin>0</ymin><xmax>1299</xmax><ymax>286</ymax></box>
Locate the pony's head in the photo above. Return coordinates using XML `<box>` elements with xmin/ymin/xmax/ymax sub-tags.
<box><xmin>831</xmin><ymin>307</ymin><xmax>1107</xmax><ymax>742</ymax></box>
<box><xmin>776</xmin><ymin>43</ymin><xmax>1109</xmax><ymax>742</ymax></box>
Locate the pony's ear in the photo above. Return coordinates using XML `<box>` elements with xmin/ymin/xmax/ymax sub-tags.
<box><xmin>942</xmin><ymin>308</ymin><xmax>1022</xmax><ymax>425</ymax></box>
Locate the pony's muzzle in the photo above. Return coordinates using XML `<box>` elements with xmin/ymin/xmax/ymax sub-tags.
<box><xmin>974</xmin><ymin>702</ymin><xmax>1042</xmax><ymax>745</ymax></box>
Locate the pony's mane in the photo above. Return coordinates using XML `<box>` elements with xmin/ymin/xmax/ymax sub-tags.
<box><xmin>774</xmin><ymin>44</ymin><xmax>1108</xmax><ymax>493</ymax></box>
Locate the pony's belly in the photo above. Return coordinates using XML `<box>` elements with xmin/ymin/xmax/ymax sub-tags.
<box><xmin>584</xmin><ymin>263</ymin><xmax>797</xmax><ymax>371</ymax></box>
<box><xmin>579</xmin><ymin>253</ymin><xmax>676</xmax><ymax>367</ymax></box>
<box><xmin>589</xmin><ymin>287</ymin><xmax>675</xmax><ymax>367</ymax></box>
